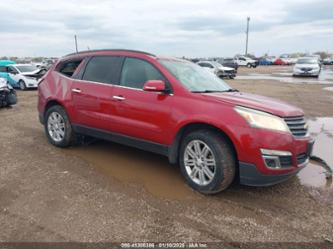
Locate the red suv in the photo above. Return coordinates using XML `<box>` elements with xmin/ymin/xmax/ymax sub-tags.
<box><xmin>38</xmin><ymin>49</ymin><xmax>314</xmax><ymax>194</ymax></box>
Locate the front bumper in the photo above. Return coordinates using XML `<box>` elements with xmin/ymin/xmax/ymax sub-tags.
<box><xmin>24</xmin><ymin>78</ymin><xmax>39</xmax><ymax>88</ymax></box>
<box><xmin>239</xmin><ymin>162</ymin><xmax>305</xmax><ymax>186</ymax></box>
<box><xmin>293</xmin><ymin>70</ymin><xmax>320</xmax><ymax>76</ymax></box>
<box><xmin>239</xmin><ymin>139</ymin><xmax>314</xmax><ymax>186</ymax></box>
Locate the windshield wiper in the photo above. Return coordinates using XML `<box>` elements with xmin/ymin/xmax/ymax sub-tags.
<box><xmin>191</xmin><ymin>90</ymin><xmax>226</xmax><ymax>93</ymax></box>
<box><xmin>191</xmin><ymin>88</ymin><xmax>239</xmax><ymax>93</ymax></box>
<box><xmin>222</xmin><ymin>88</ymin><xmax>239</xmax><ymax>92</ymax></box>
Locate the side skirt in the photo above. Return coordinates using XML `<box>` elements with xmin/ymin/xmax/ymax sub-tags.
<box><xmin>72</xmin><ymin>124</ymin><xmax>170</xmax><ymax>157</ymax></box>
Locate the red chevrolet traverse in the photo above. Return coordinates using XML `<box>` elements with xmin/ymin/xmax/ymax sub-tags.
<box><xmin>38</xmin><ymin>49</ymin><xmax>314</xmax><ymax>194</ymax></box>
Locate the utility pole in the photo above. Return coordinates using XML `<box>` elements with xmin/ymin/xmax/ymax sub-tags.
<box><xmin>74</xmin><ymin>35</ymin><xmax>78</xmax><ymax>53</ymax></box>
<box><xmin>245</xmin><ymin>17</ymin><xmax>250</xmax><ymax>56</ymax></box>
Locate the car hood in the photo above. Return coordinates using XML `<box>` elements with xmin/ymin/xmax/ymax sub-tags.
<box><xmin>218</xmin><ymin>66</ymin><xmax>234</xmax><ymax>71</ymax></box>
<box><xmin>202</xmin><ymin>92</ymin><xmax>304</xmax><ymax>117</ymax></box>
<box><xmin>295</xmin><ymin>64</ymin><xmax>319</xmax><ymax>68</ymax></box>
<box><xmin>21</xmin><ymin>69</ymin><xmax>42</xmax><ymax>76</ymax></box>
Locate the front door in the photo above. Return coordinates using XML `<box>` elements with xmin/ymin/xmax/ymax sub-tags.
<box><xmin>7</xmin><ymin>66</ymin><xmax>20</xmax><ymax>87</ymax></box>
<box><xmin>111</xmin><ymin>57</ymin><xmax>173</xmax><ymax>145</ymax></box>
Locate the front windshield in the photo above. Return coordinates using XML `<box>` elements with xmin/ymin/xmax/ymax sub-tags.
<box><xmin>15</xmin><ymin>65</ymin><xmax>38</xmax><ymax>73</ymax></box>
<box><xmin>159</xmin><ymin>59</ymin><xmax>232</xmax><ymax>92</ymax></box>
<box><xmin>297</xmin><ymin>58</ymin><xmax>318</xmax><ymax>64</ymax></box>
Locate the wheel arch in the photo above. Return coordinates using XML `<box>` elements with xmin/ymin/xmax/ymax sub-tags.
<box><xmin>168</xmin><ymin>122</ymin><xmax>238</xmax><ymax>166</ymax></box>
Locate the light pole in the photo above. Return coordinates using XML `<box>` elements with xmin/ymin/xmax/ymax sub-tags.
<box><xmin>245</xmin><ymin>17</ymin><xmax>250</xmax><ymax>56</ymax></box>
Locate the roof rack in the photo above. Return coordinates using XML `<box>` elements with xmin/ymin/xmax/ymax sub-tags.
<box><xmin>64</xmin><ymin>49</ymin><xmax>156</xmax><ymax>57</ymax></box>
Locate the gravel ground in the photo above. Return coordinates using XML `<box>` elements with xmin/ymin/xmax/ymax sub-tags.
<box><xmin>0</xmin><ymin>65</ymin><xmax>333</xmax><ymax>244</ymax></box>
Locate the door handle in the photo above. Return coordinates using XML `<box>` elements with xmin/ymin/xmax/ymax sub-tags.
<box><xmin>112</xmin><ymin>95</ymin><xmax>126</xmax><ymax>101</ymax></box>
<box><xmin>71</xmin><ymin>88</ymin><xmax>82</xmax><ymax>93</ymax></box>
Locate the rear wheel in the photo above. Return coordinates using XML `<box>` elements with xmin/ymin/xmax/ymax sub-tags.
<box><xmin>19</xmin><ymin>80</ymin><xmax>26</xmax><ymax>90</ymax></box>
<box><xmin>247</xmin><ymin>63</ymin><xmax>251</xmax><ymax>68</ymax></box>
<box><xmin>44</xmin><ymin>105</ymin><xmax>76</xmax><ymax>147</ymax></box>
<box><xmin>179</xmin><ymin>130</ymin><xmax>236</xmax><ymax>194</ymax></box>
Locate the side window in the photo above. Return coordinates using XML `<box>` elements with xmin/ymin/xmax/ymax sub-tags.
<box><xmin>8</xmin><ymin>66</ymin><xmax>18</xmax><ymax>74</ymax></box>
<box><xmin>82</xmin><ymin>56</ymin><xmax>123</xmax><ymax>84</ymax></box>
<box><xmin>198</xmin><ymin>63</ymin><xmax>208</xmax><ymax>68</ymax></box>
<box><xmin>58</xmin><ymin>59</ymin><xmax>83</xmax><ymax>77</ymax></box>
<box><xmin>120</xmin><ymin>57</ymin><xmax>165</xmax><ymax>89</ymax></box>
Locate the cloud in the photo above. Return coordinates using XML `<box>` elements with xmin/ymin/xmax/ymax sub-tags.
<box><xmin>0</xmin><ymin>0</ymin><xmax>332</xmax><ymax>57</ymax></box>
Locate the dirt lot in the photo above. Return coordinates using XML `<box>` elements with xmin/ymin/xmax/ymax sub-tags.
<box><xmin>0</xmin><ymin>66</ymin><xmax>333</xmax><ymax>244</ymax></box>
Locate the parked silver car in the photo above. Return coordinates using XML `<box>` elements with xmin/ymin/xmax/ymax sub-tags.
<box><xmin>293</xmin><ymin>57</ymin><xmax>321</xmax><ymax>77</ymax></box>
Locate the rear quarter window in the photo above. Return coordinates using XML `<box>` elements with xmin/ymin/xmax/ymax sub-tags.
<box><xmin>57</xmin><ymin>59</ymin><xmax>83</xmax><ymax>77</ymax></box>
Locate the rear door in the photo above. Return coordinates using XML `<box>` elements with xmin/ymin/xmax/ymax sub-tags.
<box><xmin>110</xmin><ymin>57</ymin><xmax>173</xmax><ymax>144</ymax></box>
<box><xmin>71</xmin><ymin>56</ymin><xmax>124</xmax><ymax>132</ymax></box>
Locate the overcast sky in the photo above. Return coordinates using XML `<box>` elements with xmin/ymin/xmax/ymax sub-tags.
<box><xmin>0</xmin><ymin>0</ymin><xmax>332</xmax><ymax>57</ymax></box>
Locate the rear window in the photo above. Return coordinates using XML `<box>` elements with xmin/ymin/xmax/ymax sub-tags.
<box><xmin>57</xmin><ymin>59</ymin><xmax>83</xmax><ymax>77</ymax></box>
<box><xmin>82</xmin><ymin>56</ymin><xmax>123</xmax><ymax>84</ymax></box>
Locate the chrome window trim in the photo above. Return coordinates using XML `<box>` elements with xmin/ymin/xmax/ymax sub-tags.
<box><xmin>55</xmin><ymin>71</ymin><xmax>173</xmax><ymax>95</ymax></box>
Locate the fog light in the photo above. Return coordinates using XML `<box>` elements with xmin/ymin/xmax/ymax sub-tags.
<box><xmin>261</xmin><ymin>149</ymin><xmax>292</xmax><ymax>169</ymax></box>
<box><xmin>263</xmin><ymin>155</ymin><xmax>281</xmax><ymax>169</ymax></box>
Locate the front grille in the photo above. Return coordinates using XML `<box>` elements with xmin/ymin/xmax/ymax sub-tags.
<box><xmin>284</xmin><ymin>116</ymin><xmax>308</xmax><ymax>137</ymax></box>
<box><xmin>301</xmin><ymin>67</ymin><xmax>312</xmax><ymax>72</ymax></box>
<box><xmin>297</xmin><ymin>153</ymin><xmax>308</xmax><ymax>165</ymax></box>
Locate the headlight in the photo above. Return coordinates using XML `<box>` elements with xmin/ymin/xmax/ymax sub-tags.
<box><xmin>235</xmin><ymin>106</ymin><xmax>290</xmax><ymax>133</ymax></box>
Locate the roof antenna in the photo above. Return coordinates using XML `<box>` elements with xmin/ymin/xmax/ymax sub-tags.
<box><xmin>74</xmin><ymin>35</ymin><xmax>78</xmax><ymax>53</ymax></box>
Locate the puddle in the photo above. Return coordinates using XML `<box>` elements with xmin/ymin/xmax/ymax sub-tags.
<box><xmin>324</xmin><ymin>87</ymin><xmax>333</xmax><ymax>92</ymax></box>
<box><xmin>237</xmin><ymin>67</ymin><xmax>333</xmax><ymax>84</ymax></box>
<box><xmin>63</xmin><ymin>118</ymin><xmax>333</xmax><ymax>194</ymax></box>
<box><xmin>64</xmin><ymin>141</ymin><xmax>195</xmax><ymax>199</ymax></box>
<box><xmin>297</xmin><ymin>162</ymin><xmax>332</xmax><ymax>188</ymax></box>
<box><xmin>297</xmin><ymin>117</ymin><xmax>333</xmax><ymax>189</ymax></box>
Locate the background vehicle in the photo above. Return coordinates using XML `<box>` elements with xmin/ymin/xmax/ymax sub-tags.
<box><xmin>217</xmin><ymin>58</ymin><xmax>238</xmax><ymax>72</ymax></box>
<box><xmin>0</xmin><ymin>64</ymin><xmax>44</xmax><ymax>90</ymax></box>
<box><xmin>258</xmin><ymin>57</ymin><xmax>273</xmax><ymax>66</ymax></box>
<box><xmin>197</xmin><ymin>61</ymin><xmax>236</xmax><ymax>79</ymax></box>
<box><xmin>38</xmin><ymin>49</ymin><xmax>313</xmax><ymax>194</ymax></box>
<box><xmin>293</xmin><ymin>57</ymin><xmax>321</xmax><ymax>77</ymax></box>
<box><xmin>323</xmin><ymin>58</ymin><xmax>333</xmax><ymax>65</ymax></box>
<box><xmin>0</xmin><ymin>77</ymin><xmax>17</xmax><ymax>107</ymax></box>
<box><xmin>279</xmin><ymin>54</ymin><xmax>298</xmax><ymax>65</ymax></box>
<box><xmin>234</xmin><ymin>56</ymin><xmax>257</xmax><ymax>68</ymax></box>
<box><xmin>273</xmin><ymin>58</ymin><xmax>289</xmax><ymax>65</ymax></box>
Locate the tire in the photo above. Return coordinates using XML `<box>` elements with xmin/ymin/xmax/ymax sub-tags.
<box><xmin>247</xmin><ymin>63</ymin><xmax>251</xmax><ymax>68</ymax></box>
<box><xmin>19</xmin><ymin>80</ymin><xmax>26</xmax><ymax>91</ymax></box>
<box><xmin>179</xmin><ymin>130</ymin><xmax>236</xmax><ymax>194</ymax></box>
<box><xmin>44</xmin><ymin>105</ymin><xmax>76</xmax><ymax>147</ymax></box>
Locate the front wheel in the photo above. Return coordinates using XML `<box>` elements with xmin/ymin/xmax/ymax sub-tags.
<box><xmin>179</xmin><ymin>130</ymin><xmax>236</xmax><ymax>194</ymax></box>
<box><xmin>19</xmin><ymin>80</ymin><xmax>26</xmax><ymax>90</ymax></box>
<box><xmin>44</xmin><ymin>105</ymin><xmax>76</xmax><ymax>147</ymax></box>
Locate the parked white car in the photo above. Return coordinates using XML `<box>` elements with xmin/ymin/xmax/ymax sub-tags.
<box><xmin>197</xmin><ymin>61</ymin><xmax>236</xmax><ymax>79</ymax></box>
<box><xmin>6</xmin><ymin>64</ymin><xmax>42</xmax><ymax>90</ymax></box>
<box><xmin>293</xmin><ymin>57</ymin><xmax>321</xmax><ymax>77</ymax></box>
<box><xmin>234</xmin><ymin>56</ymin><xmax>257</xmax><ymax>68</ymax></box>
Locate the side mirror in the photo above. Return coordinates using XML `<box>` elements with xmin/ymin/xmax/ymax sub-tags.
<box><xmin>143</xmin><ymin>80</ymin><xmax>166</xmax><ymax>93</ymax></box>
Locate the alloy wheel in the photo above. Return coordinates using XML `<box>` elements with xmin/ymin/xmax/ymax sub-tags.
<box><xmin>47</xmin><ymin>112</ymin><xmax>65</xmax><ymax>142</ymax></box>
<box><xmin>184</xmin><ymin>140</ymin><xmax>216</xmax><ymax>186</ymax></box>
